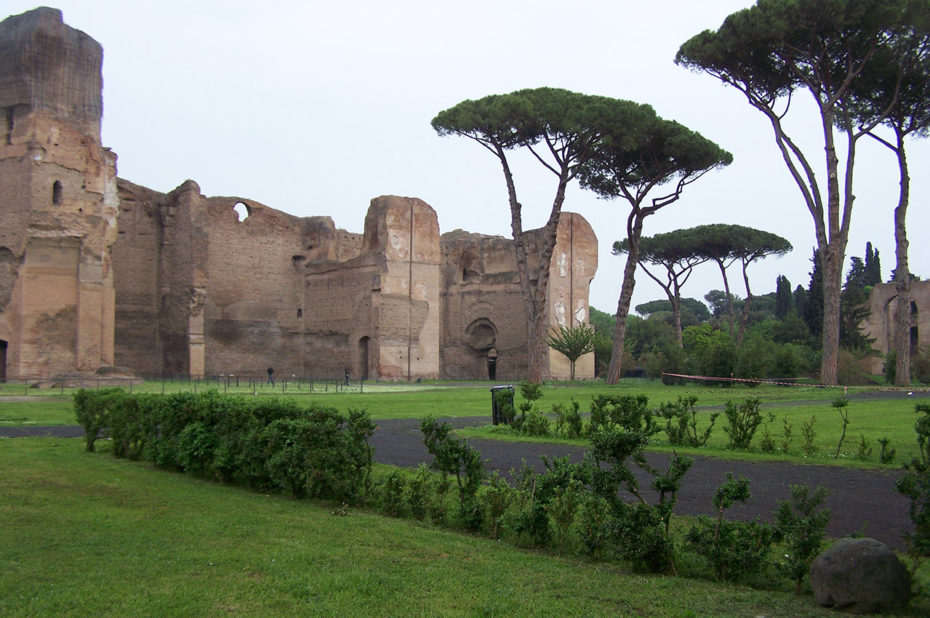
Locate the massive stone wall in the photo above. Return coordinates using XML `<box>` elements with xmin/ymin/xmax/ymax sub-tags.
<box><xmin>0</xmin><ymin>8</ymin><xmax>117</xmax><ymax>380</ymax></box>
<box><xmin>0</xmin><ymin>7</ymin><xmax>598</xmax><ymax>382</ymax></box>
<box><xmin>440</xmin><ymin>212</ymin><xmax>598</xmax><ymax>380</ymax></box>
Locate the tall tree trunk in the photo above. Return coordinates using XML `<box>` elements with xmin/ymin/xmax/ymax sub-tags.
<box><xmin>606</xmin><ymin>213</ymin><xmax>644</xmax><ymax>384</ymax></box>
<box><xmin>893</xmin><ymin>132</ymin><xmax>911</xmax><ymax>386</ymax></box>
<box><xmin>736</xmin><ymin>259</ymin><xmax>753</xmax><ymax>347</ymax></box>
<box><xmin>498</xmin><ymin>148</ymin><xmax>567</xmax><ymax>383</ymax></box>
<box><xmin>713</xmin><ymin>259</ymin><xmax>735</xmax><ymax>337</ymax></box>
<box><xmin>820</xmin><ymin>243</ymin><xmax>844</xmax><ymax>385</ymax></box>
<box><xmin>671</xmin><ymin>285</ymin><xmax>684</xmax><ymax>349</ymax></box>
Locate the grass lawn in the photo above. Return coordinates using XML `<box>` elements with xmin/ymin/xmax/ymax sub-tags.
<box><xmin>0</xmin><ymin>438</ymin><xmax>864</xmax><ymax>616</ymax></box>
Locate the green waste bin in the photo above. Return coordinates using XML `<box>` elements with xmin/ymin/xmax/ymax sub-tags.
<box><xmin>490</xmin><ymin>385</ymin><xmax>515</xmax><ymax>425</ymax></box>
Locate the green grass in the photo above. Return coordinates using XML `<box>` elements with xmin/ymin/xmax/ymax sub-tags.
<box><xmin>0</xmin><ymin>399</ymin><xmax>74</xmax><ymax>426</ymax></box>
<box><xmin>0</xmin><ymin>438</ymin><xmax>872</xmax><ymax>616</ymax></box>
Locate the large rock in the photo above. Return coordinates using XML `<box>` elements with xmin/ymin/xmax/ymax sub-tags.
<box><xmin>810</xmin><ymin>537</ymin><xmax>911</xmax><ymax>613</ymax></box>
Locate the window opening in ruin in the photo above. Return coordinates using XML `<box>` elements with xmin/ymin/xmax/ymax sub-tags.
<box><xmin>487</xmin><ymin>348</ymin><xmax>498</xmax><ymax>381</ymax></box>
<box><xmin>912</xmin><ymin>301</ymin><xmax>918</xmax><ymax>315</ymax></box>
<box><xmin>0</xmin><ymin>340</ymin><xmax>6</xmax><ymax>382</ymax></box>
<box><xmin>297</xmin><ymin>308</ymin><xmax>303</xmax><ymax>318</ymax></box>
<box><xmin>52</xmin><ymin>181</ymin><xmax>63</xmax><ymax>205</ymax></box>
<box><xmin>358</xmin><ymin>337</ymin><xmax>370</xmax><ymax>380</ymax></box>
<box><xmin>5</xmin><ymin>108</ymin><xmax>13</xmax><ymax>145</ymax></box>
<box><xmin>233</xmin><ymin>202</ymin><xmax>250</xmax><ymax>222</ymax></box>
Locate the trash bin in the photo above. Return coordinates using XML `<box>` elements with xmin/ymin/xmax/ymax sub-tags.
<box><xmin>490</xmin><ymin>385</ymin><xmax>515</xmax><ymax>425</ymax></box>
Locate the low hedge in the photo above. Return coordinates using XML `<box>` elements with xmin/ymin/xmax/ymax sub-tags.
<box><xmin>74</xmin><ymin>389</ymin><xmax>373</xmax><ymax>504</ymax></box>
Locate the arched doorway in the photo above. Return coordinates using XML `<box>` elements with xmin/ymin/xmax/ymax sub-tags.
<box><xmin>465</xmin><ymin>318</ymin><xmax>498</xmax><ymax>380</ymax></box>
<box><xmin>0</xmin><ymin>340</ymin><xmax>6</xmax><ymax>382</ymax></box>
<box><xmin>358</xmin><ymin>337</ymin><xmax>370</xmax><ymax>380</ymax></box>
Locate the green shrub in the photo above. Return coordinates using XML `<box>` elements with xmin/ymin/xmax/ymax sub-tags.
<box><xmin>73</xmin><ymin>387</ymin><xmax>127</xmax><ymax>452</ymax></box>
<box><xmin>723</xmin><ymin>398</ymin><xmax>763</xmax><ymax>450</ymax></box>
<box><xmin>522</xmin><ymin>410</ymin><xmax>551</xmax><ymax>436</ymax></box>
<box><xmin>420</xmin><ymin>416</ymin><xmax>486</xmax><ymax>531</ymax></box>
<box><xmin>405</xmin><ymin>463</ymin><xmax>432</xmax><ymax>521</ymax></box>
<box><xmin>758</xmin><ymin>413</ymin><xmax>777</xmax><ymax>454</ymax></box>
<box><xmin>895</xmin><ymin>403</ymin><xmax>930</xmax><ymax>569</ymax></box>
<box><xmin>378</xmin><ymin>469</ymin><xmax>407</xmax><ymax>517</ymax></box>
<box><xmin>775</xmin><ymin>485</ymin><xmax>831</xmax><ymax>594</ymax></box>
<box><xmin>588</xmin><ymin>394</ymin><xmax>658</xmax><ymax>436</ymax></box>
<box><xmin>885</xmin><ymin>349</ymin><xmax>897</xmax><ymax>385</ymax></box>
<box><xmin>481</xmin><ymin>471</ymin><xmax>514</xmax><ymax>540</ymax></box>
<box><xmin>855</xmin><ymin>434</ymin><xmax>873</xmax><ymax>461</ymax></box>
<box><xmin>801</xmin><ymin>415</ymin><xmax>817</xmax><ymax>456</ymax></box>
<box><xmin>879</xmin><ymin>437</ymin><xmax>897</xmax><ymax>464</ymax></box>
<box><xmin>85</xmin><ymin>390</ymin><xmax>374</xmax><ymax>505</ymax></box>
<box><xmin>657</xmin><ymin>395</ymin><xmax>716</xmax><ymax>447</ymax></box>
<box><xmin>685</xmin><ymin>473</ymin><xmax>776</xmax><ymax>582</ymax></box>
<box><xmin>553</xmin><ymin>400</ymin><xmax>583</xmax><ymax>439</ymax></box>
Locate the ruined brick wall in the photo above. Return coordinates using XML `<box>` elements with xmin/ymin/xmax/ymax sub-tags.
<box><xmin>440</xmin><ymin>213</ymin><xmax>598</xmax><ymax>380</ymax></box>
<box><xmin>112</xmin><ymin>179</ymin><xmax>166</xmax><ymax>375</ymax></box>
<box><xmin>1</xmin><ymin>7</ymin><xmax>599</xmax><ymax>382</ymax></box>
<box><xmin>863</xmin><ymin>281</ymin><xmax>930</xmax><ymax>374</ymax></box>
<box><xmin>0</xmin><ymin>7</ymin><xmax>117</xmax><ymax>379</ymax></box>
<box><xmin>202</xmin><ymin>197</ymin><xmax>330</xmax><ymax>378</ymax></box>
<box><xmin>546</xmin><ymin>213</ymin><xmax>598</xmax><ymax>379</ymax></box>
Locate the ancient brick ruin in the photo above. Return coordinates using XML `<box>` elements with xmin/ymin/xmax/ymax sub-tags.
<box><xmin>863</xmin><ymin>281</ymin><xmax>930</xmax><ymax>375</ymax></box>
<box><xmin>0</xmin><ymin>7</ymin><xmax>598</xmax><ymax>381</ymax></box>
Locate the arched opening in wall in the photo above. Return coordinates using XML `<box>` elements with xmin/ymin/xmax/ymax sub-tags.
<box><xmin>52</xmin><ymin>181</ymin><xmax>63</xmax><ymax>205</ymax></box>
<box><xmin>465</xmin><ymin>318</ymin><xmax>497</xmax><ymax>380</ymax></box>
<box><xmin>233</xmin><ymin>202</ymin><xmax>250</xmax><ymax>222</ymax></box>
<box><xmin>0</xmin><ymin>340</ymin><xmax>7</xmax><ymax>382</ymax></box>
<box><xmin>358</xmin><ymin>337</ymin><xmax>370</xmax><ymax>380</ymax></box>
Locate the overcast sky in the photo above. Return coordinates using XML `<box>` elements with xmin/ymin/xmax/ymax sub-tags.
<box><xmin>8</xmin><ymin>1</ymin><xmax>929</xmax><ymax>315</ymax></box>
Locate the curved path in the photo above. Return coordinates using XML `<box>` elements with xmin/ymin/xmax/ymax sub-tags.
<box><xmin>5</xmin><ymin>416</ymin><xmax>913</xmax><ymax>550</ymax></box>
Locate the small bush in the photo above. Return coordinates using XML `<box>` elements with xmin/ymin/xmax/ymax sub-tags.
<box><xmin>588</xmin><ymin>394</ymin><xmax>658</xmax><ymax>436</ymax></box>
<box><xmin>658</xmin><ymin>395</ymin><xmax>717</xmax><ymax>447</ymax></box>
<box><xmin>775</xmin><ymin>484</ymin><xmax>831</xmax><ymax>594</ymax></box>
<box><xmin>855</xmin><ymin>434</ymin><xmax>873</xmax><ymax>461</ymax></box>
<box><xmin>879</xmin><ymin>437</ymin><xmax>896</xmax><ymax>464</ymax></box>
<box><xmin>406</xmin><ymin>463</ymin><xmax>432</xmax><ymax>520</ymax></box>
<box><xmin>758</xmin><ymin>413</ymin><xmax>777</xmax><ymax>454</ymax></box>
<box><xmin>723</xmin><ymin>398</ymin><xmax>763</xmax><ymax>450</ymax></box>
<box><xmin>801</xmin><ymin>415</ymin><xmax>817</xmax><ymax>456</ymax></box>
<box><xmin>685</xmin><ymin>473</ymin><xmax>776</xmax><ymax>582</ymax></box>
<box><xmin>553</xmin><ymin>400</ymin><xmax>583</xmax><ymax>439</ymax></box>
<box><xmin>378</xmin><ymin>470</ymin><xmax>407</xmax><ymax>517</ymax></box>
<box><xmin>481</xmin><ymin>471</ymin><xmax>514</xmax><ymax>540</ymax></box>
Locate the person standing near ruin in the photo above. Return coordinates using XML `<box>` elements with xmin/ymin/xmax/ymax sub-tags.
<box><xmin>267</xmin><ymin>367</ymin><xmax>274</xmax><ymax>386</ymax></box>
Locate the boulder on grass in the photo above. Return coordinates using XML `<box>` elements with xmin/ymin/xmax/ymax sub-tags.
<box><xmin>810</xmin><ymin>537</ymin><xmax>911</xmax><ymax>613</ymax></box>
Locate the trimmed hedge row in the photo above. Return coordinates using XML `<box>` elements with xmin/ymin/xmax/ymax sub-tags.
<box><xmin>74</xmin><ymin>388</ymin><xmax>374</xmax><ymax>504</ymax></box>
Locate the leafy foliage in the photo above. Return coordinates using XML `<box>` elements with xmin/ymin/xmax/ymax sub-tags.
<box><xmin>547</xmin><ymin>323</ymin><xmax>596</xmax><ymax>379</ymax></box>
<box><xmin>658</xmin><ymin>395</ymin><xmax>718</xmax><ymax>447</ymax></box>
<box><xmin>896</xmin><ymin>403</ymin><xmax>930</xmax><ymax>568</ymax></box>
<box><xmin>73</xmin><ymin>389</ymin><xmax>374</xmax><ymax>504</ymax></box>
<box><xmin>685</xmin><ymin>473</ymin><xmax>777</xmax><ymax>582</ymax></box>
<box><xmin>775</xmin><ymin>485</ymin><xmax>831</xmax><ymax>594</ymax></box>
<box><xmin>420</xmin><ymin>416</ymin><xmax>486</xmax><ymax>530</ymax></box>
<box><xmin>723</xmin><ymin>398</ymin><xmax>763</xmax><ymax>450</ymax></box>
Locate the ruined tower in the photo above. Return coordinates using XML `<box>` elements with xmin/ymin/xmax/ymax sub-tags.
<box><xmin>0</xmin><ymin>8</ymin><xmax>118</xmax><ymax>379</ymax></box>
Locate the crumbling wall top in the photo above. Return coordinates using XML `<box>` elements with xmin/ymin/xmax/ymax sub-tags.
<box><xmin>0</xmin><ymin>7</ymin><xmax>103</xmax><ymax>138</ymax></box>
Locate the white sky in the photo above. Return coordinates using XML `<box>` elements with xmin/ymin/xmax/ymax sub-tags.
<box><xmin>8</xmin><ymin>1</ymin><xmax>928</xmax><ymax>315</ymax></box>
